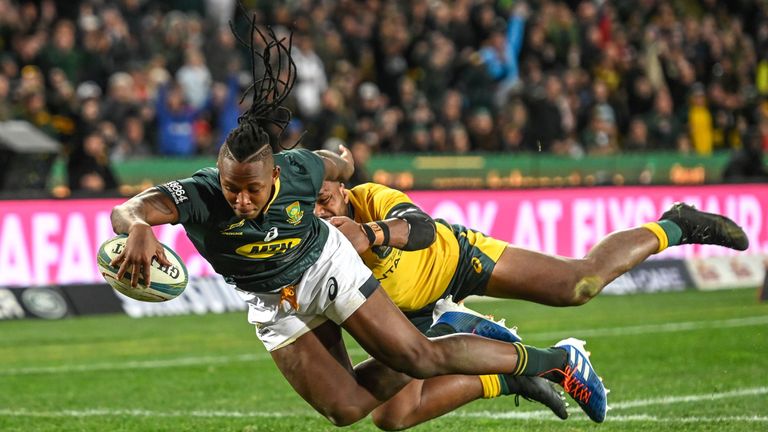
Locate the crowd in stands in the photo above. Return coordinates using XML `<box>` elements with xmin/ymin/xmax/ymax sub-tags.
<box><xmin>0</xmin><ymin>0</ymin><xmax>767</xmax><ymax>192</ymax></box>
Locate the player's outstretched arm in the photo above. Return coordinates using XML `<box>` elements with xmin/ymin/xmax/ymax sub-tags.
<box><xmin>110</xmin><ymin>188</ymin><xmax>179</xmax><ymax>287</ymax></box>
<box><xmin>111</xmin><ymin>187</ymin><xmax>180</xmax><ymax>234</ymax></box>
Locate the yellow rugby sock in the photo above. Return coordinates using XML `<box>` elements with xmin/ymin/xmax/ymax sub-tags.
<box><xmin>479</xmin><ymin>374</ymin><xmax>502</xmax><ymax>398</ymax></box>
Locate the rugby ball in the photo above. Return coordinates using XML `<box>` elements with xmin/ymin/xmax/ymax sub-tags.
<box><xmin>97</xmin><ymin>235</ymin><xmax>188</xmax><ymax>302</ymax></box>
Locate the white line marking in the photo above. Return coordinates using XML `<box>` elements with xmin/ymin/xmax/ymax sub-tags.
<box><xmin>456</xmin><ymin>386</ymin><xmax>768</xmax><ymax>421</ymax></box>
<box><xmin>523</xmin><ymin>315</ymin><xmax>768</xmax><ymax>341</ymax></box>
<box><xmin>0</xmin><ymin>387</ymin><xmax>765</xmax><ymax>421</ymax></box>
<box><xmin>0</xmin><ymin>408</ymin><xmax>304</xmax><ymax>418</ymax></box>
<box><xmin>611</xmin><ymin>386</ymin><xmax>768</xmax><ymax>409</ymax></box>
<box><xmin>0</xmin><ymin>353</ymin><xmax>267</xmax><ymax>376</ymax></box>
<box><xmin>0</xmin><ymin>348</ymin><xmax>367</xmax><ymax>376</ymax></box>
<box><xmin>455</xmin><ymin>412</ymin><xmax>768</xmax><ymax>423</ymax></box>
<box><xmin>2</xmin><ymin>315</ymin><xmax>766</xmax><ymax>376</ymax></box>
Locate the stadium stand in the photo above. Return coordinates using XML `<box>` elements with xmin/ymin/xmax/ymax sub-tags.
<box><xmin>0</xmin><ymin>0</ymin><xmax>765</xmax><ymax>196</ymax></box>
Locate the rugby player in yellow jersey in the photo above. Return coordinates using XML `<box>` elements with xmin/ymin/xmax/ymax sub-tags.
<box><xmin>314</xmin><ymin>180</ymin><xmax>749</xmax><ymax>429</ymax></box>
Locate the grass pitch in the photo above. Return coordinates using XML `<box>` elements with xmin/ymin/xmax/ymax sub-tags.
<box><xmin>1</xmin><ymin>288</ymin><xmax>766</xmax><ymax>432</ymax></box>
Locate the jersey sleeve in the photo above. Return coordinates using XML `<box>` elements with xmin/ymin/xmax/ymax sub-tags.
<box><xmin>156</xmin><ymin>168</ymin><xmax>220</xmax><ymax>225</ymax></box>
<box><xmin>279</xmin><ymin>149</ymin><xmax>325</xmax><ymax>196</ymax></box>
<box><xmin>355</xmin><ymin>183</ymin><xmax>413</xmax><ymax>220</ymax></box>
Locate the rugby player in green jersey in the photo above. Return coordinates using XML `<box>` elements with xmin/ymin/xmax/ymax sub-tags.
<box><xmin>109</xmin><ymin>22</ymin><xmax>610</xmax><ymax>427</ymax></box>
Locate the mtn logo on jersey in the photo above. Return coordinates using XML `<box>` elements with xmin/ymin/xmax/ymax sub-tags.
<box><xmin>285</xmin><ymin>201</ymin><xmax>304</xmax><ymax>225</ymax></box>
<box><xmin>236</xmin><ymin>238</ymin><xmax>302</xmax><ymax>258</ymax></box>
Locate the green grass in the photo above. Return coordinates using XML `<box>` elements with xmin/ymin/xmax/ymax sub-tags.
<box><xmin>1</xmin><ymin>288</ymin><xmax>767</xmax><ymax>431</ymax></box>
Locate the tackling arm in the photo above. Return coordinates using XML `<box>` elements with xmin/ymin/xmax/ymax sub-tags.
<box><xmin>316</xmin><ymin>144</ymin><xmax>354</xmax><ymax>182</ymax></box>
<box><xmin>360</xmin><ymin>203</ymin><xmax>436</xmax><ymax>251</ymax></box>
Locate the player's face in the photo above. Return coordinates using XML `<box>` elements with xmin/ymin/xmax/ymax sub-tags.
<box><xmin>314</xmin><ymin>181</ymin><xmax>348</xmax><ymax>219</ymax></box>
<box><xmin>219</xmin><ymin>158</ymin><xmax>280</xmax><ymax>219</ymax></box>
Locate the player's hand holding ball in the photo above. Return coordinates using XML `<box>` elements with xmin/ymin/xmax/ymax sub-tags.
<box><xmin>97</xmin><ymin>224</ymin><xmax>188</xmax><ymax>302</ymax></box>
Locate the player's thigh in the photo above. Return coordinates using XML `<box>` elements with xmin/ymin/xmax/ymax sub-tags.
<box><xmin>342</xmin><ymin>288</ymin><xmax>434</xmax><ymax>372</ymax></box>
<box><xmin>486</xmin><ymin>245</ymin><xmax>581</xmax><ymax>305</ymax></box>
<box><xmin>270</xmin><ymin>320</ymin><xmax>358</xmax><ymax>411</ymax></box>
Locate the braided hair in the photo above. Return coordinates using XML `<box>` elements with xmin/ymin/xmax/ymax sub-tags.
<box><xmin>220</xmin><ymin>5</ymin><xmax>299</xmax><ymax>164</ymax></box>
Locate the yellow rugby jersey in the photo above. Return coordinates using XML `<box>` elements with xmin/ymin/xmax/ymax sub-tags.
<box><xmin>347</xmin><ymin>183</ymin><xmax>460</xmax><ymax>311</ymax></box>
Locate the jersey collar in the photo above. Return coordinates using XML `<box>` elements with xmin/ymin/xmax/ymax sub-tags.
<box><xmin>262</xmin><ymin>177</ymin><xmax>281</xmax><ymax>214</ymax></box>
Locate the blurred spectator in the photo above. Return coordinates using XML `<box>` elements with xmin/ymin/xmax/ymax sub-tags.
<box><xmin>67</xmin><ymin>131</ymin><xmax>119</xmax><ymax>193</ymax></box>
<box><xmin>524</xmin><ymin>74</ymin><xmax>565</xmax><ymax>152</ymax></box>
<box><xmin>688</xmin><ymin>83</ymin><xmax>714</xmax><ymax>155</ymax></box>
<box><xmin>478</xmin><ymin>1</ymin><xmax>528</xmax><ymax>105</ymax></box>
<box><xmin>155</xmin><ymin>81</ymin><xmax>207</xmax><ymax>156</ymax></box>
<box><xmin>0</xmin><ymin>73</ymin><xmax>12</xmax><ymax>120</ymax></box>
<box><xmin>644</xmin><ymin>88</ymin><xmax>682</xmax><ymax>150</ymax></box>
<box><xmin>176</xmin><ymin>48</ymin><xmax>211</xmax><ymax>110</ymax></box>
<box><xmin>448</xmin><ymin>123</ymin><xmax>471</xmax><ymax>153</ymax></box>
<box><xmin>347</xmin><ymin>136</ymin><xmax>373</xmax><ymax>187</ymax></box>
<box><xmin>205</xmin><ymin>26</ymin><xmax>241</xmax><ymax>83</ymax></box>
<box><xmin>211</xmin><ymin>73</ymin><xmax>243</xmax><ymax>148</ymax></box>
<box><xmin>111</xmin><ymin>115</ymin><xmax>152</xmax><ymax>162</ymax></box>
<box><xmin>74</xmin><ymin>81</ymin><xmax>103</xmax><ymax>140</ymax></box>
<box><xmin>722</xmin><ymin>129</ymin><xmax>768</xmax><ymax>183</ymax></box>
<box><xmin>624</xmin><ymin>117</ymin><xmax>651</xmax><ymax>152</ymax></box>
<box><xmin>466</xmin><ymin>107</ymin><xmax>500</xmax><ymax>152</ymax></box>
<box><xmin>292</xmin><ymin>32</ymin><xmax>328</xmax><ymax>120</ymax></box>
<box><xmin>103</xmin><ymin>72</ymin><xmax>138</xmax><ymax>128</ymax></box>
<box><xmin>0</xmin><ymin>0</ymin><xmax>762</xmax><ymax>193</ymax></box>
<box><xmin>582</xmin><ymin>104</ymin><xmax>619</xmax><ymax>155</ymax></box>
<box><xmin>39</xmin><ymin>19</ymin><xmax>81</xmax><ymax>83</ymax></box>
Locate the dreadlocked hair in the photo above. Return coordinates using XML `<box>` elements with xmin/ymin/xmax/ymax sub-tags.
<box><xmin>222</xmin><ymin>4</ymin><xmax>301</xmax><ymax>163</ymax></box>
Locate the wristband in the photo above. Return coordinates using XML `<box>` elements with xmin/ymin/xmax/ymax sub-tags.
<box><xmin>361</xmin><ymin>222</ymin><xmax>376</xmax><ymax>246</ymax></box>
<box><xmin>375</xmin><ymin>221</ymin><xmax>390</xmax><ymax>245</ymax></box>
<box><xmin>366</xmin><ymin>222</ymin><xmax>385</xmax><ymax>246</ymax></box>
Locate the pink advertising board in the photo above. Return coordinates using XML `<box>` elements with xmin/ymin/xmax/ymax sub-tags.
<box><xmin>408</xmin><ymin>184</ymin><xmax>768</xmax><ymax>259</ymax></box>
<box><xmin>1</xmin><ymin>184</ymin><xmax>767</xmax><ymax>287</ymax></box>
<box><xmin>0</xmin><ymin>199</ymin><xmax>216</xmax><ymax>287</ymax></box>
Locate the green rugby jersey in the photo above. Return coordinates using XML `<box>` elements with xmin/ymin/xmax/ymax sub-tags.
<box><xmin>157</xmin><ymin>149</ymin><xmax>329</xmax><ymax>293</ymax></box>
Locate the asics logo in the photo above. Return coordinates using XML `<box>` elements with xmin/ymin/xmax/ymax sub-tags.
<box><xmin>264</xmin><ymin>227</ymin><xmax>278</xmax><ymax>242</ymax></box>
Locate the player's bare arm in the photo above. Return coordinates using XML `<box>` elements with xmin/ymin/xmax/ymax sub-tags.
<box><xmin>315</xmin><ymin>144</ymin><xmax>354</xmax><ymax>181</ymax></box>
<box><xmin>110</xmin><ymin>188</ymin><xmax>178</xmax><ymax>288</ymax></box>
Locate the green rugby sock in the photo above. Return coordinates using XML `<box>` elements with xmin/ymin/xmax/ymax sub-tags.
<box><xmin>643</xmin><ymin>220</ymin><xmax>683</xmax><ymax>252</ymax></box>
<box><xmin>511</xmin><ymin>343</ymin><xmax>567</xmax><ymax>377</ymax></box>
<box><xmin>656</xmin><ymin>220</ymin><xmax>683</xmax><ymax>246</ymax></box>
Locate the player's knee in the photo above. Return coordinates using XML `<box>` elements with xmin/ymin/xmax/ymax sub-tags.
<box><xmin>320</xmin><ymin>403</ymin><xmax>367</xmax><ymax>427</ymax></box>
<box><xmin>569</xmin><ymin>274</ymin><xmax>605</xmax><ymax>306</ymax></box>
<box><xmin>556</xmin><ymin>259</ymin><xmax>605</xmax><ymax>306</ymax></box>
<box><xmin>371</xmin><ymin>410</ymin><xmax>409</xmax><ymax>431</ymax></box>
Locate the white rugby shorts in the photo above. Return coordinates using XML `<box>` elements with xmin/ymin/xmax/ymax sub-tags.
<box><xmin>236</xmin><ymin>219</ymin><xmax>378</xmax><ymax>351</ymax></box>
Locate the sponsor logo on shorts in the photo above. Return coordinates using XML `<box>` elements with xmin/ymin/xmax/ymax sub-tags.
<box><xmin>327</xmin><ymin>277</ymin><xmax>338</xmax><ymax>301</ymax></box>
<box><xmin>471</xmin><ymin>257</ymin><xmax>483</xmax><ymax>273</ymax></box>
<box><xmin>235</xmin><ymin>238</ymin><xmax>302</xmax><ymax>258</ymax></box>
<box><xmin>164</xmin><ymin>181</ymin><xmax>188</xmax><ymax>205</ymax></box>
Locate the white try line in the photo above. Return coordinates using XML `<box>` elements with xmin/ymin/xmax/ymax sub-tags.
<box><xmin>456</xmin><ymin>386</ymin><xmax>768</xmax><ymax>420</ymax></box>
<box><xmin>2</xmin><ymin>315</ymin><xmax>767</xmax><ymax>376</ymax></box>
<box><xmin>0</xmin><ymin>387</ymin><xmax>766</xmax><ymax>422</ymax></box>
<box><xmin>455</xmin><ymin>413</ymin><xmax>768</xmax><ymax>423</ymax></box>
<box><xmin>521</xmin><ymin>315</ymin><xmax>768</xmax><ymax>341</ymax></box>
